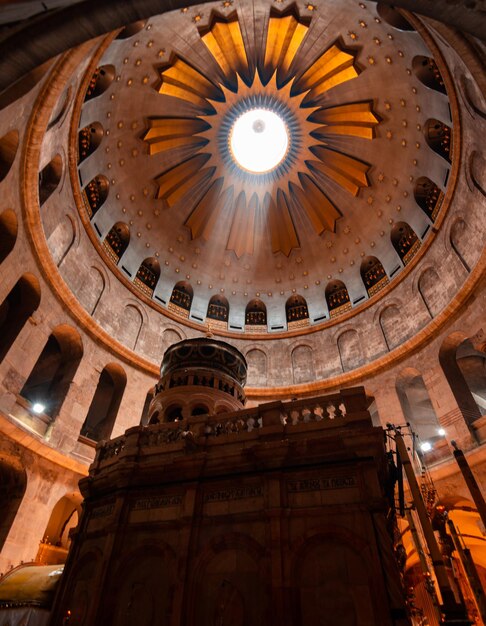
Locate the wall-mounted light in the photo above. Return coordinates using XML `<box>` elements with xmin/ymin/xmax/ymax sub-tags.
<box><xmin>420</xmin><ymin>441</ymin><xmax>432</xmax><ymax>452</ymax></box>
<box><xmin>438</xmin><ymin>428</ymin><xmax>446</xmax><ymax>436</ymax></box>
<box><xmin>32</xmin><ymin>402</ymin><xmax>46</xmax><ymax>414</ymax></box>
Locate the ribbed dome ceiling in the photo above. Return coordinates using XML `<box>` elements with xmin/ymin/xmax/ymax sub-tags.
<box><xmin>73</xmin><ymin>0</ymin><xmax>454</xmax><ymax>334</ymax></box>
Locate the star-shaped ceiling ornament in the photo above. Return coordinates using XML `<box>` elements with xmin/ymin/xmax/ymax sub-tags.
<box><xmin>144</xmin><ymin>9</ymin><xmax>380</xmax><ymax>257</ymax></box>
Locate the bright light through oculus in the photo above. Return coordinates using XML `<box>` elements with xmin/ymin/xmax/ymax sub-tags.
<box><xmin>230</xmin><ymin>109</ymin><xmax>289</xmax><ymax>173</ymax></box>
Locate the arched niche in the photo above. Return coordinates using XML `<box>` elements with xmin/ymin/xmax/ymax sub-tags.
<box><xmin>39</xmin><ymin>153</ymin><xmax>62</xmax><ymax>205</ymax></box>
<box><xmin>191</xmin><ymin>403</ymin><xmax>210</xmax><ymax>416</ymax></box>
<box><xmin>84</xmin><ymin>64</ymin><xmax>115</xmax><ymax>101</ymax></box>
<box><xmin>414</xmin><ymin>176</ymin><xmax>444</xmax><ymax>222</ymax></box>
<box><xmin>169</xmin><ymin>281</ymin><xmax>193</xmax><ymax>318</ymax></box>
<box><xmin>20</xmin><ymin>324</ymin><xmax>83</xmax><ymax>422</ymax></box>
<box><xmin>292</xmin><ymin>344</ymin><xmax>315</xmax><ymax>384</ymax></box>
<box><xmin>116</xmin><ymin>20</ymin><xmax>146</xmax><ymax>39</ymax></box>
<box><xmin>83</xmin><ymin>174</ymin><xmax>109</xmax><ymax>218</ymax></box>
<box><xmin>424</xmin><ymin>119</ymin><xmax>452</xmax><ymax>164</ymax></box>
<box><xmin>418</xmin><ymin>267</ymin><xmax>449</xmax><ymax>317</ymax></box>
<box><xmin>0</xmin><ymin>456</ymin><xmax>27</xmax><ymax>553</ymax></box>
<box><xmin>80</xmin><ymin>363</ymin><xmax>127</xmax><ymax>442</ymax></box>
<box><xmin>396</xmin><ymin>368</ymin><xmax>442</xmax><ymax>443</ymax></box>
<box><xmin>78</xmin><ymin>122</ymin><xmax>104</xmax><ymax>163</ymax></box>
<box><xmin>0</xmin><ymin>208</ymin><xmax>18</xmax><ymax>264</ymax></box>
<box><xmin>0</xmin><ymin>273</ymin><xmax>41</xmax><ymax>363</ymax></box>
<box><xmin>118</xmin><ymin>305</ymin><xmax>143</xmax><ymax>350</ymax></box>
<box><xmin>286</xmin><ymin>295</ymin><xmax>309</xmax><ymax>329</ymax></box>
<box><xmin>379</xmin><ymin>304</ymin><xmax>405</xmax><ymax>351</ymax></box>
<box><xmin>456</xmin><ymin>342</ymin><xmax>486</xmax><ymax>418</ymax></box>
<box><xmin>450</xmin><ymin>218</ymin><xmax>474</xmax><ymax>272</ymax></box>
<box><xmin>325</xmin><ymin>280</ymin><xmax>351</xmax><ymax>318</ymax></box>
<box><xmin>134</xmin><ymin>257</ymin><xmax>160</xmax><ymax>296</ymax></box>
<box><xmin>162</xmin><ymin>327</ymin><xmax>183</xmax><ymax>351</ymax></box>
<box><xmin>360</xmin><ymin>256</ymin><xmax>388</xmax><ymax>297</ymax></box>
<box><xmin>140</xmin><ymin>387</ymin><xmax>154</xmax><ymax>425</ymax></box>
<box><xmin>207</xmin><ymin>295</ymin><xmax>229</xmax><ymax>328</ymax></box>
<box><xmin>246</xmin><ymin>349</ymin><xmax>267</xmax><ymax>386</ymax></box>
<box><xmin>245</xmin><ymin>299</ymin><xmax>267</xmax><ymax>329</ymax></box>
<box><xmin>391</xmin><ymin>221</ymin><xmax>420</xmax><ymax>265</ymax></box>
<box><xmin>337</xmin><ymin>329</ymin><xmax>364</xmax><ymax>372</ymax></box>
<box><xmin>165</xmin><ymin>404</ymin><xmax>183</xmax><ymax>422</ymax></box>
<box><xmin>77</xmin><ymin>266</ymin><xmax>105</xmax><ymax>316</ymax></box>
<box><xmin>0</xmin><ymin>129</ymin><xmax>19</xmax><ymax>183</ymax></box>
<box><xmin>48</xmin><ymin>213</ymin><xmax>76</xmax><ymax>267</ymax></box>
<box><xmin>376</xmin><ymin>3</ymin><xmax>415</xmax><ymax>30</ymax></box>
<box><xmin>439</xmin><ymin>334</ymin><xmax>483</xmax><ymax>427</ymax></box>
<box><xmin>38</xmin><ymin>492</ymin><xmax>82</xmax><ymax>564</ymax></box>
<box><xmin>47</xmin><ymin>85</ymin><xmax>72</xmax><ymax>130</ymax></box>
<box><xmin>103</xmin><ymin>221</ymin><xmax>130</xmax><ymax>264</ymax></box>
<box><xmin>412</xmin><ymin>56</ymin><xmax>446</xmax><ymax>94</ymax></box>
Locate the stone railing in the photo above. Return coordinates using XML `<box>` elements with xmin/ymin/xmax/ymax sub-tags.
<box><xmin>95</xmin><ymin>387</ymin><xmax>371</xmax><ymax>468</ymax></box>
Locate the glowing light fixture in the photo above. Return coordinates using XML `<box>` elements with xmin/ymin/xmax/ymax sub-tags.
<box><xmin>438</xmin><ymin>428</ymin><xmax>446</xmax><ymax>436</ymax></box>
<box><xmin>420</xmin><ymin>441</ymin><xmax>432</xmax><ymax>452</ymax></box>
<box><xmin>32</xmin><ymin>402</ymin><xmax>46</xmax><ymax>414</ymax></box>
<box><xmin>230</xmin><ymin>108</ymin><xmax>289</xmax><ymax>173</ymax></box>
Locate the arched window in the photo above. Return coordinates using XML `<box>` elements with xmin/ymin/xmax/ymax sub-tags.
<box><xmin>20</xmin><ymin>325</ymin><xmax>83</xmax><ymax>425</ymax></box>
<box><xmin>103</xmin><ymin>222</ymin><xmax>130</xmax><ymax>264</ymax></box>
<box><xmin>83</xmin><ymin>174</ymin><xmax>109</xmax><ymax>218</ymax></box>
<box><xmin>412</xmin><ymin>56</ymin><xmax>446</xmax><ymax>94</ymax></box>
<box><xmin>78</xmin><ymin>122</ymin><xmax>104</xmax><ymax>163</ymax></box>
<box><xmin>360</xmin><ymin>256</ymin><xmax>388</xmax><ymax>297</ymax></box>
<box><xmin>165</xmin><ymin>405</ymin><xmax>183</xmax><ymax>422</ymax></box>
<box><xmin>0</xmin><ymin>274</ymin><xmax>41</xmax><ymax>363</ymax></box>
<box><xmin>84</xmin><ymin>65</ymin><xmax>115</xmax><ymax>101</ymax></box>
<box><xmin>168</xmin><ymin>281</ymin><xmax>193</xmax><ymax>318</ymax></box>
<box><xmin>134</xmin><ymin>257</ymin><xmax>160</xmax><ymax>297</ymax></box>
<box><xmin>0</xmin><ymin>208</ymin><xmax>18</xmax><ymax>264</ymax></box>
<box><xmin>424</xmin><ymin>119</ymin><xmax>452</xmax><ymax>164</ymax></box>
<box><xmin>325</xmin><ymin>280</ymin><xmax>351</xmax><ymax>318</ymax></box>
<box><xmin>207</xmin><ymin>295</ymin><xmax>229</xmax><ymax>328</ymax></box>
<box><xmin>0</xmin><ymin>129</ymin><xmax>19</xmax><ymax>182</ymax></box>
<box><xmin>0</xmin><ymin>457</ymin><xmax>26</xmax><ymax>553</ymax></box>
<box><xmin>39</xmin><ymin>154</ymin><xmax>62</xmax><ymax>205</ymax></box>
<box><xmin>376</xmin><ymin>4</ymin><xmax>415</xmax><ymax>30</ymax></box>
<box><xmin>414</xmin><ymin>176</ymin><xmax>444</xmax><ymax>222</ymax></box>
<box><xmin>116</xmin><ymin>20</ymin><xmax>146</xmax><ymax>39</ymax></box>
<box><xmin>191</xmin><ymin>404</ymin><xmax>209</xmax><ymax>416</ymax></box>
<box><xmin>245</xmin><ymin>299</ymin><xmax>267</xmax><ymax>329</ymax></box>
<box><xmin>80</xmin><ymin>364</ymin><xmax>127</xmax><ymax>442</ymax></box>
<box><xmin>286</xmin><ymin>295</ymin><xmax>309</xmax><ymax>329</ymax></box>
<box><xmin>391</xmin><ymin>222</ymin><xmax>420</xmax><ymax>265</ymax></box>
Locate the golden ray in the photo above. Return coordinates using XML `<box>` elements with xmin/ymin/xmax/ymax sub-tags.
<box><xmin>185</xmin><ymin>177</ymin><xmax>229</xmax><ymax>240</ymax></box>
<box><xmin>158</xmin><ymin>56</ymin><xmax>223</xmax><ymax>109</ymax></box>
<box><xmin>266</xmin><ymin>191</ymin><xmax>299</xmax><ymax>256</ymax></box>
<box><xmin>144</xmin><ymin>118</ymin><xmax>209</xmax><ymax>155</ymax></box>
<box><xmin>309</xmin><ymin>102</ymin><xmax>380</xmax><ymax>139</ymax></box>
<box><xmin>227</xmin><ymin>192</ymin><xmax>258</xmax><ymax>257</ymax></box>
<box><xmin>290</xmin><ymin>175</ymin><xmax>341</xmax><ymax>235</ymax></box>
<box><xmin>200</xmin><ymin>18</ymin><xmax>250</xmax><ymax>86</ymax></box>
<box><xmin>155</xmin><ymin>154</ymin><xmax>213</xmax><ymax>205</ymax></box>
<box><xmin>262</xmin><ymin>13</ymin><xmax>309</xmax><ymax>85</ymax></box>
<box><xmin>308</xmin><ymin>147</ymin><xmax>370</xmax><ymax>196</ymax></box>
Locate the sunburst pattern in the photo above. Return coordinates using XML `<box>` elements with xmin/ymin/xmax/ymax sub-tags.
<box><xmin>144</xmin><ymin>10</ymin><xmax>380</xmax><ymax>257</ymax></box>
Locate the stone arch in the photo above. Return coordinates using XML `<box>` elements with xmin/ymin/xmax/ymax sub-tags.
<box><xmin>0</xmin><ymin>273</ymin><xmax>41</xmax><ymax>363</ymax></box>
<box><xmin>245</xmin><ymin>299</ymin><xmax>267</xmax><ymax>328</ymax></box>
<box><xmin>20</xmin><ymin>324</ymin><xmax>83</xmax><ymax>422</ymax></box>
<box><xmin>246</xmin><ymin>348</ymin><xmax>267</xmax><ymax>386</ymax></box>
<box><xmin>140</xmin><ymin>387</ymin><xmax>155</xmax><ymax>425</ymax></box>
<box><xmin>291</xmin><ymin>344</ymin><xmax>315</xmax><ymax>384</ymax></box>
<box><xmin>417</xmin><ymin>266</ymin><xmax>449</xmax><ymax>317</ymax></box>
<box><xmin>396</xmin><ymin>368</ymin><xmax>442</xmax><ymax>443</ymax></box>
<box><xmin>379</xmin><ymin>304</ymin><xmax>406</xmax><ymax>351</ymax></box>
<box><xmin>391</xmin><ymin>221</ymin><xmax>420</xmax><ymax>265</ymax></box>
<box><xmin>116</xmin><ymin>20</ymin><xmax>146</xmax><ymax>39</ymax></box>
<box><xmin>77</xmin><ymin>265</ymin><xmax>106</xmax><ymax>315</ymax></box>
<box><xmin>337</xmin><ymin>329</ymin><xmax>364</xmax><ymax>372</ymax></box>
<box><xmin>412</xmin><ymin>56</ymin><xmax>446</xmax><ymax>94</ymax></box>
<box><xmin>169</xmin><ymin>281</ymin><xmax>193</xmax><ymax>317</ymax></box>
<box><xmin>325</xmin><ymin>280</ymin><xmax>351</xmax><ymax>318</ymax></box>
<box><xmin>161</xmin><ymin>327</ymin><xmax>184</xmax><ymax>352</ymax></box>
<box><xmin>84</xmin><ymin>64</ymin><xmax>115</xmax><ymax>101</ymax></box>
<box><xmin>469</xmin><ymin>150</ymin><xmax>486</xmax><ymax>198</ymax></box>
<box><xmin>39</xmin><ymin>153</ymin><xmax>63</xmax><ymax>205</ymax></box>
<box><xmin>84</xmin><ymin>174</ymin><xmax>109</xmax><ymax>218</ymax></box>
<box><xmin>78</xmin><ymin>122</ymin><xmax>104</xmax><ymax>162</ymax></box>
<box><xmin>48</xmin><ymin>213</ymin><xmax>76</xmax><ymax>267</ymax></box>
<box><xmin>413</xmin><ymin>176</ymin><xmax>444</xmax><ymax>222</ymax></box>
<box><xmin>360</xmin><ymin>256</ymin><xmax>388</xmax><ymax>297</ymax></box>
<box><xmin>38</xmin><ymin>491</ymin><xmax>82</xmax><ymax>564</ymax></box>
<box><xmin>103</xmin><ymin>221</ymin><xmax>130</xmax><ymax>264</ymax></box>
<box><xmin>424</xmin><ymin>119</ymin><xmax>452</xmax><ymax>164</ymax></box>
<box><xmin>449</xmin><ymin>217</ymin><xmax>473</xmax><ymax>272</ymax></box>
<box><xmin>118</xmin><ymin>304</ymin><xmax>143</xmax><ymax>350</ymax></box>
<box><xmin>134</xmin><ymin>257</ymin><xmax>160</xmax><ymax>297</ymax></box>
<box><xmin>0</xmin><ymin>454</ymin><xmax>27</xmax><ymax>553</ymax></box>
<box><xmin>80</xmin><ymin>363</ymin><xmax>127</xmax><ymax>442</ymax></box>
<box><xmin>0</xmin><ymin>129</ymin><xmax>19</xmax><ymax>182</ymax></box>
<box><xmin>47</xmin><ymin>84</ymin><xmax>72</xmax><ymax>129</ymax></box>
<box><xmin>439</xmin><ymin>332</ymin><xmax>483</xmax><ymax>427</ymax></box>
<box><xmin>0</xmin><ymin>208</ymin><xmax>18</xmax><ymax>264</ymax></box>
